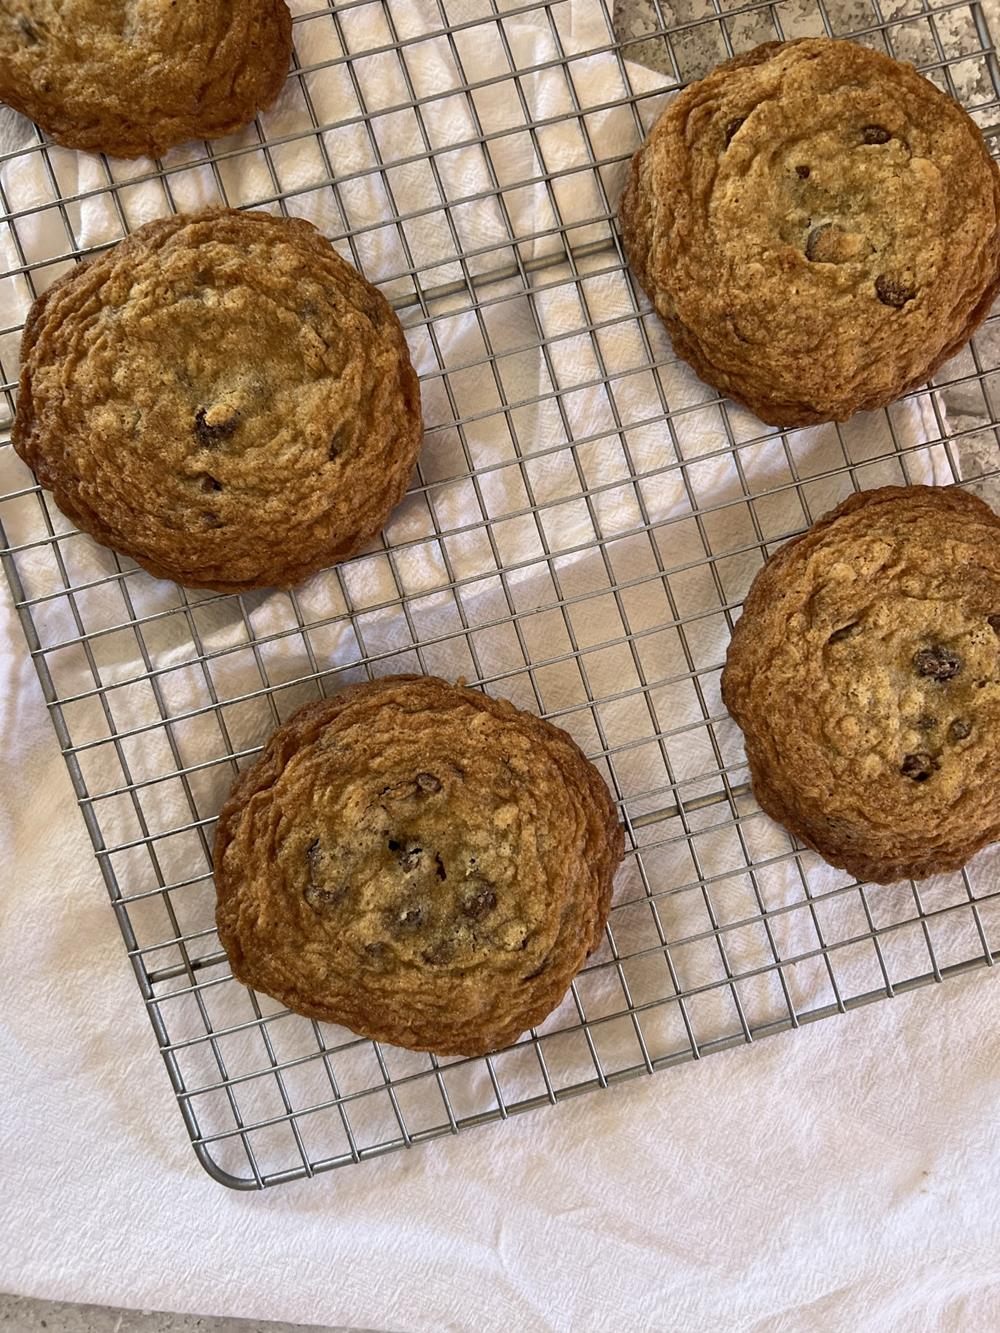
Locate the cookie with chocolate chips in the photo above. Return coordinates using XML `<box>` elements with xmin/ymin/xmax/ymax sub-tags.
<box><xmin>0</xmin><ymin>1</ymin><xmax>292</xmax><ymax>158</ymax></box>
<box><xmin>619</xmin><ymin>38</ymin><xmax>1000</xmax><ymax>427</ymax></box>
<box><xmin>12</xmin><ymin>209</ymin><xmax>422</xmax><ymax>591</ymax></box>
<box><xmin>721</xmin><ymin>485</ymin><xmax>1000</xmax><ymax>882</ymax></box>
<box><xmin>213</xmin><ymin>676</ymin><xmax>624</xmax><ymax>1056</ymax></box>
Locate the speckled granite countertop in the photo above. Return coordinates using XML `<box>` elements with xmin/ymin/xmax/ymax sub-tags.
<box><xmin>0</xmin><ymin>1295</ymin><xmax>367</xmax><ymax>1333</ymax></box>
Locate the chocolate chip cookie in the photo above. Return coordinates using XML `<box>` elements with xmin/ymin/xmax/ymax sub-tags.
<box><xmin>213</xmin><ymin>676</ymin><xmax>624</xmax><ymax>1056</ymax></box>
<box><xmin>721</xmin><ymin>486</ymin><xmax>1000</xmax><ymax>883</ymax></box>
<box><xmin>0</xmin><ymin>1</ymin><xmax>292</xmax><ymax>158</ymax></box>
<box><xmin>13</xmin><ymin>209</ymin><xmax>422</xmax><ymax>592</ymax></box>
<box><xmin>620</xmin><ymin>39</ymin><xmax>1000</xmax><ymax>427</ymax></box>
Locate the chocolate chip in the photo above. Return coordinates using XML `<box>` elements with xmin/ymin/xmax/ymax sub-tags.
<box><xmin>421</xmin><ymin>940</ymin><xmax>454</xmax><ymax>966</ymax></box>
<box><xmin>387</xmin><ymin>839</ymin><xmax>401</xmax><ymax>852</ymax></box>
<box><xmin>724</xmin><ymin>117</ymin><xmax>745</xmax><ymax>147</ymax></box>
<box><xmin>914</xmin><ymin>645</ymin><xmax>961</xmax><ymax>681</ymax></box>
<box><xmin>989</xmin><ymin>614</ymin><xmax>1000</xmax><ymax>635</ymax></box>
<box><xmin>901</xmin><ymin>752</ymin><xmax>935</xmax><ymax>782</ymax></box>
<box><xmin>18</xmin><ymin>18</ymin><xmax>39</xmax><ymax>43</ymax></box>
<box><xmin>303</xmin><ymin>841</ymin><xmax>345</xmax><ymax>909</ymax></box>
<box><xmin>395</xmin><ymin>905</ymin><xmax>423</xmax><ymax>932</ymax></box>
<box><xmin>875</xmin><ymin>276</ymin><xmax>915</xmax><ymax>308</ymax></box>
<box><xmin>200</xmin><ymin>510</ymin><xmax>223</xmax><ymax>528</ymax></box>
<box><xmin>399</xmin><ymin>845</ymin><xmax>423</xmax><ymax>872</ymax></box>
<box><xmin>194</xmin><ymin>406</ymin><xmax>240</xmax><ymax>446</ymax></box>
<box><xmin>795</xmin><ymin>164</ymin><xmax>811</xmax><ymax>178</ymax></box>
<box><xmin>434</xmin><ymin>854</ymin><xmax>447</xmax><ymax>882</ymax></box>
<box><xmin>861</xmin><ymin>125</ymin><xmax>892</xmax><ymax>144</ymax></box>
<box><xmin>304</xmin><ymin>884</ymin><xmax>345</xmax><ymax>911</ymax></box>
<box><xmin>417</xmin><ymin>772</ymin><xmax>442</xmax><ymax>793</ymax></box>
<box><xmin>328</xmin><ymin>426</ymin><xmax>350</xmax><ymax>461</ymax></box>
<box><xmin>828</xmin><ymin>621</ymin><xmax>859</xmax><ymax>644</ymax></box>
<box><xmin>948</xmin><ymin>719</ymin><xmax>972</xmax><ymax>742</ymax></box>
<box><xmin>199</xmin><ymin>473</ymin><xmax>223</xmax><ymax>493</ymax></box>
<box><xmin>805</xmin><ymin>224</ymin><xmax>833</xmax><ymax>262</ymax></box>
<box><xmin>364</xmin><ymin>942</ymin><xmax>387</xmax><ymax>966</ymax></box>
<box><xmin>805</xmin><ymin>224</ymin><xmax>871</xmax><ymax>265</ymax></box>
<box><xmin>461</xmin><ymin>885</ymin><xmax>497</xmax><ymax>920</ymax></box>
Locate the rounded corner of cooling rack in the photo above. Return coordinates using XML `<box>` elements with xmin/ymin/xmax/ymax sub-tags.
<box><xmin>190</xmin><ymin>1139</ymin><xmax>267</xmax><ymax>1192</ymax></box>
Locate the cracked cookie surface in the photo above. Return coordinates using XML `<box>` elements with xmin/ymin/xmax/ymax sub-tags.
<box><xmin>619</xmin><ymin>38</ymin><xmax>1000</xmax><ymax>427</ymax></box>
<box><xmin>213</xmin><ymin>676</ymin><xmax>624</xmax><ymax>1056</ymax></box>
<box><xmin>721</xmin><ymin>485</ymin><xmax>1000</xmax><ymax>882</ymax></box>
<box><xmin>13</xmin><ymin>209</ymin><xmax>423</xmax><ymax>592</ymax></box>
<box><xmin>0</xmin><ymin>1</ymin><xmax>292</xmax><ymax>158</ymax></box>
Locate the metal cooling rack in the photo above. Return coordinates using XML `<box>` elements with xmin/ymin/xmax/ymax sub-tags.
<box><xmin>2</xmin><ymin>0</ymin><xmax>1000</xmax><ymax>1190</ymax></box>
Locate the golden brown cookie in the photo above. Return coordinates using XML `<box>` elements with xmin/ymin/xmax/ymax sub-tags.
<box><xmin>13</xmin><ymin>209</ymin><xmax>423</xmax><ymax>592</ymax></box>
<box><xmin>721</xmin><ymin>485</ymin><xmax>1000</xmax><ymax>883</ymax></box>
<box><xmin>620</xmin><ymin>39</ymin><xmax>1000</xmax><ymax>427</ymax></box>
<box><xmin>213</xmin><ymin>676</ymin><xmax>624</xmax><ymax>1056</ymax></box>
<box><xmin>0</xmin><ymin>1</ymin><xmax>292</xmax><ymax>158</ymax></box>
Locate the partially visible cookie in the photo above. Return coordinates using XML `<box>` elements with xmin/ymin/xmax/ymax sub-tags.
<box><xmin>213</xmin><ymin>676</ymin><xmax>624</xmax><ymax>1057</ymax></box>
<box><xmin>13</xmin><ymin>209</ymin><xmax>423</xmax><ymax>592</ymax></box>
<box><xmin>620</xmin><ymin>38</ymin><xmax>1000</xmax><ymax>427</ymax></box>
<box><xmin>0</xmin><ymin>1</ymin><xmax>292</xmax><ymax>158</ymax></box>
<box><xmin>721</xmin><ymin>486</ymin><xmax>1000</xmax><ymax>883</ymax></box>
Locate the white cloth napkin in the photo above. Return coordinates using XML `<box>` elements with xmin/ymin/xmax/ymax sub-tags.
<box><xmin>2</xmin><ymin>648</ymin><xmax>999</xmax><ymax>1330</ymax></box>
<box><xmin>2</xmin><ymin>2</ymin><xmax>999</xmax><ymax>1327</ymax></box>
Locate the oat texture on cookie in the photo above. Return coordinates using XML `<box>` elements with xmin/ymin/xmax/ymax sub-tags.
<box><xmin>0</xmin><ymin>1</ymin><xmax>292</xmax><ymax>158</ymax></box>
<box><xmin>213</xmin><ymin>676</ymin><xmax>625</xmax><ymax>1056</ymax></box>
<box><xmin>620</xmin><ymin>38</ymin><xmax>1000</xmax><ymax>427</ymax></box>
<box><xmin>721</xmin><ymin>486</ymin><xmax>1000</xmax><ymax>883</ymax></box>
<box><xmin>12</xmin><ymin>209</ymin><xmax>423</xmax><ymax>592</ymax></box>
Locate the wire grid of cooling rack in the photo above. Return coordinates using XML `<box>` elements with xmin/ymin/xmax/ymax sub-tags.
<box><xmin>2</xmin><ymin>0</ymin><xmax>1000</xmax><ymax>1190</ymax></box>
